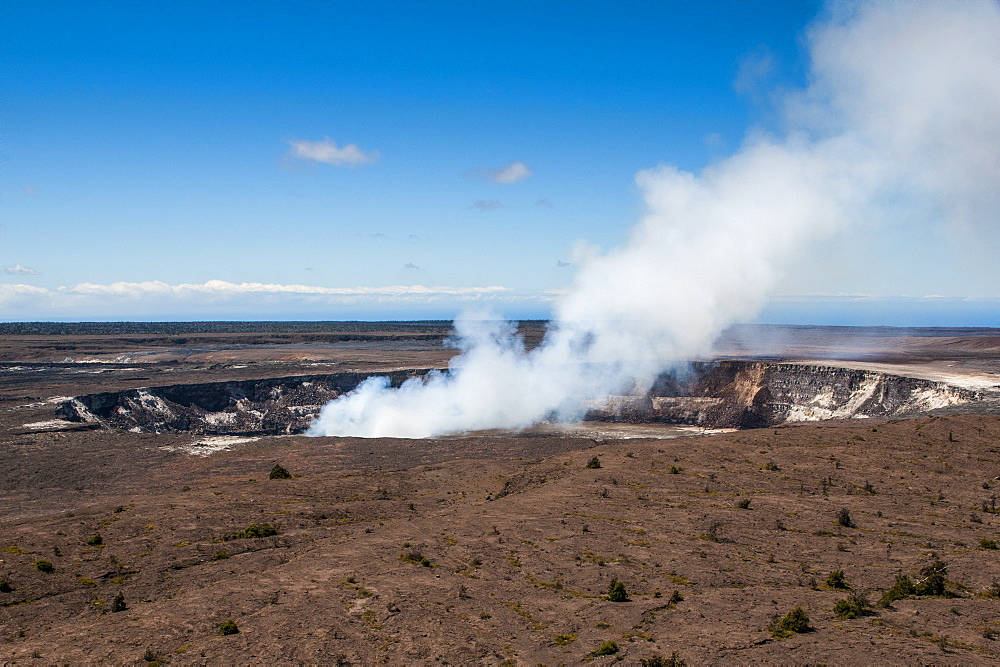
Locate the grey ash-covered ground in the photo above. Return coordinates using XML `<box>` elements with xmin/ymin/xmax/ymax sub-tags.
<box><xmin>1</xmin><ymin>322</ymin><xmax>999</xmax><ymax>663</ymax></box>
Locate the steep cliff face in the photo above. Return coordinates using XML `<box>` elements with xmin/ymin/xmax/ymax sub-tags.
<box><xmin>590</xmin><ymin>361</ymin><xmax>985</xmax><ymax>428</ymax></box>
<box><xmin>57</xmin><ymin>362</ymin><xmax>987</xmax><ymax>435</ymax></box>
<box><xmin>57</xmin><ymin>370</ymin><xmax>430</xmax><ymax>435</ymax></box>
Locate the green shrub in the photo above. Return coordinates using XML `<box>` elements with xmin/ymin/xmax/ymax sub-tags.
<box><xmin>86</xmin><ymin>533</ymin><xmax>103</xmax><ymax>546</ymax></box>
<box><xmin>606</xmin><ymin>578</ymin><xmax>629</xmax><ymax>602</ymax></box>
<box><xmin>833</xmin><ymin>592</ymin><xmax>870</xmax><ymax>619</ymax></box>
<box><xmin>400</xmin><ymin>549</ymin><xmax>432</xmax><ymax>567</ymax></box>
<box><xmin>879</xmin><ymin>575</ymin><xmax>916</xmax><ymax>607</ymax></box>
<box><xmin>213</xmin><ymin>550</ymin><xmax>230</xmax><ymax>560</ymax></box>
<box><xmin>736</xmin><ymin>498</ymin><xmax>752</xmax><ymax>509</ymax></box>
<box><xmin>34</xmin><ymin>560</ymin><xmax>54</xmax><ymax>573</ymax></box>
<box><xmin>269</xmin><ymin>464</ymin><xmax>292</xmax><ymax>480</ymax></box>
<box><xmin>825</xmin><ymin>569</ymin><xmax>850</xmax><ymax>590</ymax></box>
<box><xmin>0</xmin><ymin>579</ymin><xmax>11</xmax><ymax>593</ymax></box>
<box><xmin>642</xmin><ymin>652</ymin><xmax>686</xmax><ymax>667</ymax></box>
<box><xmin>979</xmin><ymin>539</ymin><xmax>998</xmax><ymax>550</ymax></box>
<box><xmin>836</xmin><ymin>508</ymin><xmax>854</xmax><ymax>528</ymax></box>
<box><xmin>770</xmin><ymin>606</ymin><xmax>810</xmax><ymax>638</ymax></box>
<box><xmin>586</xmin><ymin>456</ymin><xmax>602</xmax><ymax>469</ymax></box>
<box><xmin>218</xmin><ymin>619</ymin><xmax>239</xmax><ymax>636</ymax></box>
<box><xmin>111</xmin><ymin>592</ymin><xmax>126</xmax><ymax>612</ymax></box>
<box><xmin>915</xmin><ymin>560</ymin><xmax>947</xmax><ymax>596</ymax></box>
<box><xmin>554</xmin><ymin>632</ymin><xmax>576</xmax><ymax>645</ymax></box>
<box><xmin>224</xmin><ymin>523</ymin><xmax>279</xmax><ymax>541</ymax></box>
<box><xmin>594</xmin><ymin>640</ymin><xmax>619</xmax><ymax>656</ymax></box>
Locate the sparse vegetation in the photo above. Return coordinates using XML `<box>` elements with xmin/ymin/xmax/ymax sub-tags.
<box><xmin>915</xmin><ymin>559</ymin><xmax>947</xmax><ymax>596</ymax></box>
<box><xmin>34</xmin><ymin>560</ymin><xmax>54</xmax><ymax>573</ymax></box>
<box><xmin>979</xmin><ymin>580</ymin><xmax>1000</xmax><ymax>599</ymax></box>
<box><xmin>825</xmin><ymin>569</ymin><xmax>850</xmax><ymax>590</ymax></box>
<box><xmin>833</xmin><ymin>592</ymin><xmax>871</xmax><ymax>619</ymax></box>
<box><xmin>606</xmin><ymin>578</ymin><xmax>629</xmax><ymax>602</ymax></box>
<box><xmin>836</xmin><ymin>507</ymin><xmax>854</xmax><ymax>528</ymax></box>
<box><xmin>86</xmin><ymin>533</ymin><xmax>103</xmax><ymax>546</ymax></box>
<box><xmin>762</xmin><ymin>461</ymin><xmax>781</xmax><ymax>471</ymax></box>
<box><xmin>979</xmin><ymin>538</ymin><xmax>998</xmax><ymax>550</ymax></box>
<box><xmin>224</xmin><ymin>523</ymin><xmax>279</xmax><ymax>541</ymax></box>
<box><xmin>218</xmin><ymin>619</ymin><xmax>239</xmax><ymax>636</ymax></box>
<box><xmin>0</xmin><ymin>579</ymin><xmax>12</xmax><ymax>593</ymax></box>
<box><xmin>879</xmin><ymin>575</ymin><xmax>916</xmax><ymax>607</ymax></box>
<box><xmin>770</xmin><ymin>606</ymin><xmax>810</xmax><ymax>638</ymax></box>
<box><xmin>704</xmin><ymin>520</ymin><xmax>723</xmax><ymax>542</ymax></box>
<box><xmin>593</xmin><ymin>640</ymin><xmax>619</xmax><ymax>656</ymax></box>
<box><xmin>736</xmin><ymin>498</ymin><xmax>752</xmax><ymax>509</ymax></box>
<box><xmin>400</xmin><ymin>548</ymin><xmax>432</xmax><ymax>567</ymax></box>
<box><xmin>586</xmin><ymin>456</ymin><xmax>602</xmax><ymax>469</ymax></box>
<box><xmin>269</xmin><ymin>464</ymin><xmax>292</xmax><ymax>479</ymax></box>
<box><xmin>642</xmin><ymin>652</ymin><xmax>686</xmax><ymax>666</ymax></box>
<box><xmin>554</xmin><ymin>632</ymin><xmax>577</xmax><ymax>645</ymax></box>
<box><xmin>111</xmin><ymin>592</ymin><xmax>126</xmax><ymax>612</ymax></box>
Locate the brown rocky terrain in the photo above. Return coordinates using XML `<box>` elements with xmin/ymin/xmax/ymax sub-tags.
<box><xmin>1</xmin><ymin>322</ymin><xmax>999</xmax><ymax>664</ymax></box>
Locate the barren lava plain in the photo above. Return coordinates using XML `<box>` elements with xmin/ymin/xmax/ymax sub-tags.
<box><xmin>1</xmin><ymin>322</ymin><xmax>999</xmax><ymax>664</ymax></box>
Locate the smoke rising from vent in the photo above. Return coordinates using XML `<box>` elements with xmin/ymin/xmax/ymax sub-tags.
<box><xmin>308</xmin><ymin>1</ymin><xmax>1000</xmax><ymax>439</ymax></box>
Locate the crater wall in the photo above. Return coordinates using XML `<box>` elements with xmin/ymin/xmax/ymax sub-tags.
<box><xmin>56</xmin><ymin>361</ymin><xmax>988</xmax><ymax>435</ymax></box>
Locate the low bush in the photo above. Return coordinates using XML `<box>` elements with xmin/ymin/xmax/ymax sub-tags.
<box><xmin>642</xmin><ymin>652</ymin><xmax>686</xmax><ymax>667</ymax></box>
<box><xmin>34</xmin><ymin>560</ymin><xmax>54</xmax><ymax>573</ymax></box>
<box><xmin>400</xmin><ymin>549</ymin><xmax>432</xmax><ymax>567</ymax></box>
<box><xmin>269</xmin><ymin>464</ymin><xmax>292</xmax><ymax>480</ymax></box>
<box><xmin>836</xmin><ymin>508</ymin><xmax>854</xmax><ymax>528</ymax></box>
<box><xmin>606</xmin><ymin>578</ymin><xmax>629</xmax><ymax>602</ymax></box>
<box><xmin>224</xmin><ymin>523</ymin><xmax>279</xmax><ymax>541</ymax></box>
<box><xmin>594</xmin><ymin>640</ymin><xmax>619</xmax><ymax>656</ymax></box>
<box><xmin>770</xmin><ymin>606</ymin><xmax>810</xmax><ymax>638</ymax></box>
<box><xmin>825</xmin><ymin>569</ymin><xmax>850</xmax><ymax>590</ymax></box>
<box><xmin>834</xmin><ymin>592</ymin><xmax>871</xmax><ymax>619</ymax></box>
<box><xmin>0</xmin><ymin>579</ymin><xmax>11</xmax><ymax>593</ymax></box>
<box><xmin>585</xmin><ymin>456</ymin><xmax>602</xmax><ymax>469</ymax></box>
<box><xmin>86</xmin><ymin>533</ymin><xmax>103</xmax><ymax>546</ymax></box>
<box><xmin>915</xmin><ymin>559</ymin><xmax>947</xmax><ymax>596</ymax></box>
<box><xmin>218</xmin><ymin>619</ymin><xmax>239</xmax><ymax>636</ymax></box>
<box><xmin>878</xmin><ymin>575</ymin><xmax>916</xmax><ymax>607</ymax></box>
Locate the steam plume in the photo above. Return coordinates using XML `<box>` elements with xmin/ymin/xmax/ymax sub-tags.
<box><xmin>308</xmin><ymin>1</ymin><xmax>1000</xmax><ymax>439</ymax></box>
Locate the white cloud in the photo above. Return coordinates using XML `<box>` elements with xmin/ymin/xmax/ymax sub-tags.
<box><xmin>466</xmin><ymin>161</ymin><xmax>532</xmax><ymax>184</ymax></box>
<box><xmin>0</xmin><ymin>280</ymin><xmax>551</xmax><ymax>320</ymax></box>
<box><xmin>4</xmin><ymin>264</ymin><xmax>40</xmax><ymax>275</ymax></box>
<box><xmin>286</xmin><ymin>137</ymin><xmax>378</xmax><ymax>167</ymax></box>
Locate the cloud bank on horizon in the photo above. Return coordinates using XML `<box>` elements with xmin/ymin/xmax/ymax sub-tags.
<box><xmin>307</xmin><ymin>0</ymin><xmax>1000</xmax><ymax>438</ymax></box>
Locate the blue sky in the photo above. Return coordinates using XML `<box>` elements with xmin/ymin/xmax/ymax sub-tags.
<box><xmin>2</xmin><ymin>1</ymin><xmax>997</xmax><ymax>325</ymax></box>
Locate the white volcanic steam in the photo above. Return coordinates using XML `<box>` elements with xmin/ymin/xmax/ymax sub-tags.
<box><xmin>308</xmin><ymin>1</ymin><xmax>1000</xmax><ymax>439</ymax></box>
